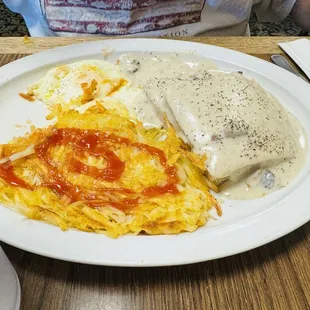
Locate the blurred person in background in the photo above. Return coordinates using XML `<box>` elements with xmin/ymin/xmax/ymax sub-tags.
<box><xmin>3</xmin><ymin>0</ymin><xmax>310</xmax><ymax>37</ymax></box>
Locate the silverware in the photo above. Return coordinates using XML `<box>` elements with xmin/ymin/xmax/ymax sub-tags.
<box><xmin>271</xmin><ymin>55</ymin><xmax>309</xmax><ymax>83</ymax></box>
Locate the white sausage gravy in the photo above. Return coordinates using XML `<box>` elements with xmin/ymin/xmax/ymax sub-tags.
<box><xmin>118</xmin><ymin>52</ymin><xmax>307</xmax><ymax>200</ymax></box>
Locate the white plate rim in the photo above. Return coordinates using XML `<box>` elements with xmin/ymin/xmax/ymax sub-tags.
<box><xmin>0</xmin><ymin>39</ymin><xmax>309</xmax><ymax>267</ymax></box>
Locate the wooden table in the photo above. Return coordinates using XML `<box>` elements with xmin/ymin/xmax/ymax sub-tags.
<box><xmin>0</xmin><ymin>37</ymin><xmax>309</xmax><ymax>310</ymax></box>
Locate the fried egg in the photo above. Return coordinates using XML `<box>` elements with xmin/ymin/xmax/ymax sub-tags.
<box><xmin>28</xmin><ymin>60</ymin><xmax>162</xmax><ymax>128</ymax></box>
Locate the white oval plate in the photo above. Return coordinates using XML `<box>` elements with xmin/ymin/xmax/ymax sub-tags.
<box><xmin>0</xmin><ymin>39</ymin><xmax>309</xmax><ymax>267</ymax></box>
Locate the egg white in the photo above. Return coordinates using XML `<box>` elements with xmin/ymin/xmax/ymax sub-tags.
<box><xmin>29</xmin><ymin>60</ymin><xmax>162</xmax><ymax>128</ymax></box>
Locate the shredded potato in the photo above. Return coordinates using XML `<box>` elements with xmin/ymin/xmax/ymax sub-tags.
<box><xmin>0</xmin><ymin>101</ymin><xmax>220</xmax><ymax>238</ymax></box>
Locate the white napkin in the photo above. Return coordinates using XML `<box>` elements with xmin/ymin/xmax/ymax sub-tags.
<box><xmin>0</xmin><ymin>247</ymin><xmax>21</xmax><ymax>310</ymax></box>
<box><xmin>279</xmin><ymin>38</ymin><xmax>310</xmax><ymax>79</ymax></box>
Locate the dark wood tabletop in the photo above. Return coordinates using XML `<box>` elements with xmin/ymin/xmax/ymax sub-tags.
<box><xmin>0</xmin><ymin>37</ymin><xmax>309</xmax><ymax>310</ymax></box>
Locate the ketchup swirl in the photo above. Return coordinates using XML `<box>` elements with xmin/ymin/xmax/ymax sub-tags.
<box><xmin>0</xmin><ymin>128</ymin><xmax>179</xmax><ymax>212</ymax></box>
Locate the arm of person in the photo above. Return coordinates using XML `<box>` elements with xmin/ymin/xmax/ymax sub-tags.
<box><xmin>3</xmin><ymin>0</ymin><xmax>53</xmax><ymax>36</ymax></box>
<box><xmin>254</xmin><ymin>0</ymin><xmax>310</xmax><ymax>32</ymax></box>
<box><xmin>291</xmin><ymin>0</ymin><xmax>310</xmax><ymax>31</ymax></box>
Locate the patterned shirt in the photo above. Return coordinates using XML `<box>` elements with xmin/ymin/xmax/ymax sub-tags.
<box><xmin>4</xmin><ymin>0</ymin><xmax>297</xmax><ymax>36</ymax></box>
